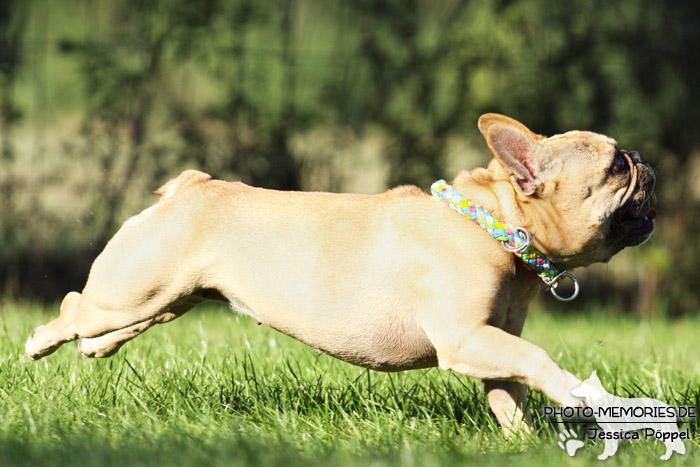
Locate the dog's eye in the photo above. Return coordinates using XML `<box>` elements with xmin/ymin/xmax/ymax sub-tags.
<box><xmin>611</xmin><ymin>151</ymin><xmax>628</xmax><ymax>173</ymax></box>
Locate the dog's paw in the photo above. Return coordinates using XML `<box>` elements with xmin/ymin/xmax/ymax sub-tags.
<box><xmin>558</xmin><ymin>429</ymin><xmax>584</xmax><ymax>457</ymax></box>
<box><xmin>25</xmin><ymin>325</ymin><xmax>62</xmax><ymax>361</ymax></box>
<box><xmin>29</xmin><ymin>325</ymin><xmax>44</xmax><ymax>339</ymax></box>
<box><xmin>24</xmin><ymin>325</ymin><xmax>47</xmax><ymax>360</ymax></box>
<box><xmin>570</xmin><ymin>381</ymin><xmax>605</xmax><ymax>407</ymax></box>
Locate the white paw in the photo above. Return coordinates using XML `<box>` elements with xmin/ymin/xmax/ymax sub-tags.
<box><xmin>570</xmin><ymin>381</ymin><xmax>605</xmax><ymax>406</ymax></box>
<box><xmin>558</xmin><ymin>429</ymin><xmax>584</xmax><ymax>457</ymax></box>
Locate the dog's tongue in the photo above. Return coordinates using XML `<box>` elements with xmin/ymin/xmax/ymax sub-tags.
<box><xmin>628</xmin><ymin>206</ymin><xmax>658</xmax><ymax>220</ymax></box>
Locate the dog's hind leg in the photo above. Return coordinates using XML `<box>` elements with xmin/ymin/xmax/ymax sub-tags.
<box><xmin>26</xmin><ymin>288</ymin><xmax>206</xmax><ymax>360</ymax></box>
<box><xmin>25</xmin><ymin>188</ymin><xmax>217</xmax><ymax>360</ymax></box>
<box><xmin>77</xmin><ymin>294</ymin><xmax>207</xmax><ymax>358</ymax></box>
<box><xmin>25</xmin><ymin>291</ymin><xmax>82</xmax><ymax>360</ymax></box>
<box><xmin>25</xmin><ymin>174</ymin><xmax>223</xmax><ymax>361</ymax></box>
<box><xmin>77</xmin><ymin>320</ymin><xmax>154</xmax><ymax>358</ymax></box>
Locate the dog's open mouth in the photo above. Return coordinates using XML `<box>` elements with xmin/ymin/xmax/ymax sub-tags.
<box><xmin>614</xmin><ymin>200</ymin><xmax>657</xmax><ymax>246</ymax></box>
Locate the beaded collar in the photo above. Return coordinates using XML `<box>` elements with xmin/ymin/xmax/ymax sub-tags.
<box><xmin>431</xmin><ymin>180</ymin><xmax>579</xmax><ymax>301</ymax></box>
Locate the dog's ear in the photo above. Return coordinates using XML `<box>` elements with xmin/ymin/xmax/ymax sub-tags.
<box><xmin>478</xmin><ymin>113</ymin><xmax>547</xmax><ymax>196</ymax></box>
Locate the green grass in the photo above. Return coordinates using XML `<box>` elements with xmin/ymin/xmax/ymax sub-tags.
<box><xmin>1</xmin><ymin>301</ymin><xmax>698</xmax><ymax>466</ymax></box>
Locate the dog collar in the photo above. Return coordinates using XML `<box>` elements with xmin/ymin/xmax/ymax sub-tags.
<box><xmin>431</xmin><ymin>180</ymin><xmax>579</xmax><ymax>301</ymax></box>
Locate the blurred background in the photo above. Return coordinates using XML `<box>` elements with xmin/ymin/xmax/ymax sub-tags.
<box><xmin>1</xmin><ymin>0</ymin><xmax>698</xmax><ymax>317</ymax></box>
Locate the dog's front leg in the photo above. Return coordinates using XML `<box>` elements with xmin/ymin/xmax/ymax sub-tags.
<box><xmin>483</xmin><ymin>306</ymin><xmax>533</xmax><ymax>437</ymax></box>
<box><xmin>426</xmin><ymin>324</ymin><xmax>583</xmax><ymax>410</ymax></box>
<box><xmin>484</xmin><ymin>380</ymin><xmax>532</xmax><ymax>437</ymax></box>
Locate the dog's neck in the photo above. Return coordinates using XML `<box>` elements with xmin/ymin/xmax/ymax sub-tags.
<box><xmin>452</xmin><ymin>160</ymin><xmax>536</xmax><ymax>233</ymax></box>
<box><xmin>452</xmin><ymin>160</ymin><xmax>574</xmax><ymax>267</ymax></box>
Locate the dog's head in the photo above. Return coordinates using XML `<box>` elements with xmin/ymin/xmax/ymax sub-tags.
<box><xmin>478</xmin><ymin>113</ymin><xmax>656</xmax><ymax>268</ymax></box>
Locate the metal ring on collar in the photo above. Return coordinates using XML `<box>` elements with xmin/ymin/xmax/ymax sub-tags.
<box><xmin>502</xmin><ymin>227</ymin><xmax>533</xmax><ymax>253</ymax></box>
<box><xmin>546</xmin><ymin>271</ymin><xmax>580</xmax><ymax>302</ymax></box>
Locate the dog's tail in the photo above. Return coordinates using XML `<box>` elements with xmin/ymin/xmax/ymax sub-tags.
<box><xmin>154</xmin><ymin>170</ymin><xmax>212</xmax><ymax>198</ymax></box>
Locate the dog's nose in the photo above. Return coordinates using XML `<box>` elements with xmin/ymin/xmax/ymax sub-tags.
<box><xmin>628</xmin><ymin>150</ymin><xmax>646</xmax><ymax>164</ymax></box>
<box><xmin>629</xmin><ymin>150</ymin><xmax>656</xmax><ymax>192</ymax></box>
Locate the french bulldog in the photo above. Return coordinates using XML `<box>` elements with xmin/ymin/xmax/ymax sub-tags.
<box><xmin>25</xmin><ymin>114</ymin><xmax>656</xmax><ymax>436</ymax></box>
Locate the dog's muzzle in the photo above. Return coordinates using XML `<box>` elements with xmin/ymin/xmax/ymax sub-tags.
<box><xmin>612</xmin><ymin>151</ymin><xmax>657</xmax><ymax>247</ymax></box>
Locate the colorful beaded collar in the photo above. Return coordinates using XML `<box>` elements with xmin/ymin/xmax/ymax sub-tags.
<box><xmin>431</xmin><ymin>179</ymin><xmax>579</xmax><ymax>301</ymax></box>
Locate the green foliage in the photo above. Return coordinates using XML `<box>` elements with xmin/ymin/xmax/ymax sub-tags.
<box><xmin>0</xmin><ymin>303</ymin><xmax>698</xmax><ymax>465</ymax></box>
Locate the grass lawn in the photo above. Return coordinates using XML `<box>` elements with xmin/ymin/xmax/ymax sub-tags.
<box><xmin>1</xmin><ymin>300</ymin><xmax>698</xmax><ymax>466</ymax></box>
